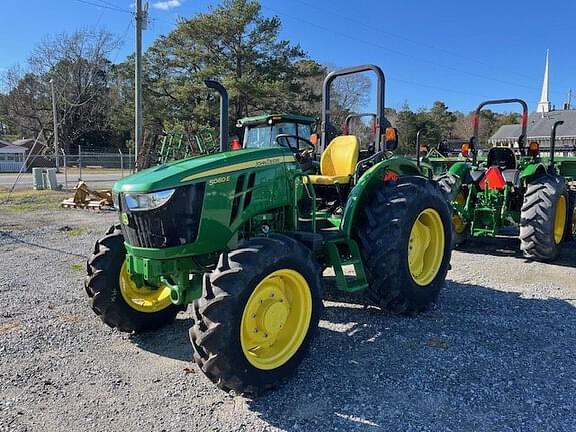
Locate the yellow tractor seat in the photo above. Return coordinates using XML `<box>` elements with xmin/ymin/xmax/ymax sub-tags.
<box><xmin>308</xmin><ymin>135</ymin><xmax>360</xmax><ymax>185</ymax></box>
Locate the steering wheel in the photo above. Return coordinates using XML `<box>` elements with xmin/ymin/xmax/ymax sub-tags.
<box><xmin>274</xmin><ymin>134</ymin><xmax>315</xmax><ymax>159</ymax></box>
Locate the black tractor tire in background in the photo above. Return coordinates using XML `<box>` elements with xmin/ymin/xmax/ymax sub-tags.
<box><xmin>190</xmin><ymin>234</ymin><xmax>323</xmax><ymax>395</ymax></box>
<box><xmin>520</xmin><ymin>175</ymin><xmax>569</xmax><ymax>261</ymax></box>
<box><xmin>353</xmin><ymin>176</ymin><xmax>452</xmax><ymax>314</ymax></box>
<box><xmin>565</xmin><ymin>189</ymin><xmax>576</xmax><ymax>241</ymax></box>
<box><xmin>85</xmin><ymin>224</ymin><xmax>181</xmax><ymax>332</ymax></box>
<box><xmin>435</xmin><ymin>172</ymin><xmax>468</xmax><ymax>247</ymax></box>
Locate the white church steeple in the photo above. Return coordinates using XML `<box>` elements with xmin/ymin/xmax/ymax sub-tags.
<box><xmin>537</xmin><ymin>49</ymin><xmax>551</xmax><ymax>113</ymax></box>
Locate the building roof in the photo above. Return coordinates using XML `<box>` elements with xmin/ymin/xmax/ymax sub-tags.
<box><xmin>12</xmin><ymin>138</ymin><xmax>48</xmax><ymax>151</ymax></box>
<box><xmin>490</xmin><ymin>110</ymin><xmax>576</xmax><ymax>140</ymax></box>
<box><xmin>0</xmin><ymin>139</ymin><xmax>12</xmax><ymax>148</ymax></box>
<box><xmin>490</xmin><ymin>124</ymin><xmax>521</xmax><ymax>140</ymax></box>
<box><xmin>0</xmin><ymin>144</ymin><xmax>26</xmax><ymax>153</ymax></box>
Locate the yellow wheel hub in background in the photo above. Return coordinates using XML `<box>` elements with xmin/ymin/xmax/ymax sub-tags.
<box><xmin>240</xmin><ymin>269</ymin><xmax>312</xmax><ymax>370</ymax></box>
<box><xmin>453</xmin><ymin>192</ymin><xmax>467</xmax><ymax>235</ymax></box>
<box><xmin>408</xmin><ymin>208</ymin><xmax>445</xmax><ymax>286</ymax></box>
<box><xmin>554</xmin><ymin>195</ymin><xmax>567</xmax><ymax>244</ymax></box>
<box><xmin>119</xmin><ymin>261</ymin><xmax>172</xmax><ymax>313</ymax></box>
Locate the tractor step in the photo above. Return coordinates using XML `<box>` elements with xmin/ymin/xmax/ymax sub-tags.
<box><xmin>340</xmin><ymin>257</ymin><xmax>362</xmax><ymax>266</ymax></box>
<box><xmin>325</xmin><ymin>238</ymin><xmax>368</xmax><ymax>293</ymax></box>
<box><xmin>344</xmin><ymin>279</ymin><xmax>369</xmax><ymax>292</ymax></box>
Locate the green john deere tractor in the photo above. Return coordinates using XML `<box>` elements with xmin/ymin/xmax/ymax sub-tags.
<box><xmin>436</xmin><ymin>98</ymin><xmax>575</xmax><ymax>260</ymax></box>
<box><xmin>85</xmin><ymin>65</ymin><xmax>452</xmax><ymax>394</ymax></box>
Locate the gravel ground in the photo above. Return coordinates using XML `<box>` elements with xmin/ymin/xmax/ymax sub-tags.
<box><xmin>1</xmin><ymin>205</ymin><xmax>575</xmax><ymax>432</ymax></box>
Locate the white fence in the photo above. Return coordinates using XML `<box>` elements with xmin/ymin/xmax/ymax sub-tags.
<box><xmin>0</xmin><ymin>161</ymin><xmax>25</xmax><ymax>172</ymax></box>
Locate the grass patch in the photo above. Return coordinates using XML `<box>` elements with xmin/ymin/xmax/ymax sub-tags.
<box><xmin>70</xmin><ymin>262</ymin><xmax>84</xmax><ymax>272</ymax></box>
<box><xmin>60</xmin><ymin>226</ymin><xmax>89</xmax><ymax>237</ymax></box>
<box><xmin>0</xmin><ymin>189</ymin><xmax>69</xmax><ymax>213</ymax></box>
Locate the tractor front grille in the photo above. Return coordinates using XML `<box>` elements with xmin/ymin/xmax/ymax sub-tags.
<box><xmin>119</xmin><ymin>183</ymin><xmax>205</xmax><ymax>249</ymax></box>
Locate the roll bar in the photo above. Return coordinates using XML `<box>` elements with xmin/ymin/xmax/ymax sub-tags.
<box><xmin>204</xmin><ymin>80</ymin><xmax>229</xmax><ymax>152</ymax></box>
<box><xmin>321</xmin><ymin>65</ymin><xmax>389</xmax><ymax>152</ymax></box>
<box><xmin>470</xmin><ymin>98</ymin><xmax>528</xmax><ymax>164</ymax></box>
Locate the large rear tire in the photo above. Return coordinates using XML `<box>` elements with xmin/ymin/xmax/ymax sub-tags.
<box><xmin>85</xmin><ymin>224</ymin><xmax>181</xmax><ymax>333</ymax></box>
<box><xmin>520</xmin><ymin>175</ymin><xmax>569</xmax><ymax>261</ymax></box>
<box><xmin>190</xmin><ymin>234</ymin><xmax>323</xmax><ymax>395</ymax></box>
<box><xmin>354</xmin><ymin>176</ymin><xmax>452</xmax><ymax>314</ymax></box>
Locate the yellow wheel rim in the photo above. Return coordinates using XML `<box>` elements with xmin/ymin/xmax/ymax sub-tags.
<box><xmin>453</xmin><ymin>192</ymin><xmax>467</xmax><ymax>235</ymax></box>
<box><xmin>553</xmin><ymin>195</ymin><xmax>567</xmax><ymax>244</ymax></box>
<box><xmin>119</xmin><ymin>261</ymin><xmax>172</xmax><ymax>313</ymax></box>
<box><xmin>240</xmin><ymin>269</ymin><xmax>312</xmax><ymax>370</ymax></box>
<box><xmin>408</xmin><ymin>208</ymin><xmax>445</xmax><ymax>286</ymax></box>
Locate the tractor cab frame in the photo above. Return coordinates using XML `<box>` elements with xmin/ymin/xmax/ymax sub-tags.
<box><xmin>237</xmin><ymin>113</ymin><xmax>315</xmax><ymax>150</ymax></box>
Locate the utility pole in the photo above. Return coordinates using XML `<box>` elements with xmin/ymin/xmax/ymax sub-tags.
<box><xmin>50</xmin><ymin>79</ymin><xmax>59</xmax><ymax>171</ymax></box>
<box><xmin>134</xmin><ymin>0</ymin><xmax>147</xmax><ymax>171</ymax></box>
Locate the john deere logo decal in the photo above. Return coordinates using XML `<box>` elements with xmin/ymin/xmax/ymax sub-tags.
<box><xmin>180</xmin><ymin>156</ymin><xmax>296</xmax><ymax>183</ymax></box>
<box><xmin>121</xmin><ymin>213</ymin><xmax>129</xmax><ymax>225</ymax></box>
<box><xmin>254</xmin><ymin>157</ymin><xmax>280</xmax><ymax>167</ymax></box>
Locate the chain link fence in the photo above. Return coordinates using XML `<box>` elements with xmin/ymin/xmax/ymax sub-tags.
<box><xmin>60</xmin><ymin>150</ymin><xmax>135</xmax><ymax>172</ymax></box>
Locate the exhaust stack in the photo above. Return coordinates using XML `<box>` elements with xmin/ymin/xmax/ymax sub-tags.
<box><xmin>204</xmin><ymin>80</ymin><xmax>229</xmax><ymax>152</ymax></box>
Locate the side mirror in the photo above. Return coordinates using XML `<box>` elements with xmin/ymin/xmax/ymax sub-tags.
<box><xmin>384</xmin><ymin>127</ymin><xmax>398</xmax><ymax>151</ymax></box>
<box><xmin>309</xmin><ymin>133</ymin><xmax>319</xmax><ymax>146</ymax></box>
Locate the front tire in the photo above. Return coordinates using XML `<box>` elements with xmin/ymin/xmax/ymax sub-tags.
<box><xmin>354</xmin><ymin>176</ymin><xmax>452</xmax><ymax>314</ymax></box>
<box><xmin>85</xmin><ymin>224</ymin><xmax>181</xmax><ymax>332</ymax></box>
<box><xmin>520</xmin><ymin>175</ymin><xmax>569</xmax><ymax>261</ymax></box>
<box><xmin>190</xmin><ymin>234</ymin><xmax>323</xmax><ymax>395</ymax></box>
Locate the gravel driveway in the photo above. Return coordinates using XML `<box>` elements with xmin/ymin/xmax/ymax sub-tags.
<box><xmin>1</xmin><ymin>206</ymin><xmax>575</xmax><ymax>431</ymax></box>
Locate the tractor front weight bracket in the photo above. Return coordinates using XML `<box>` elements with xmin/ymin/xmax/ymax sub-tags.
<box><xmin>161</xmin><ymin>274</ymin><xmax>202</xmax><ymax>305</ymax></box>
<box><xmin>126</xmin><ymin>253</ymin><xmax>204</xmax><ymax>305</ymax></box>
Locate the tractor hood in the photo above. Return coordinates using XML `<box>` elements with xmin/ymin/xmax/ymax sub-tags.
<box><xmin>113</xmin><ymin>147</ymin><xmax>295</xmax><ymax>193</ymax></box>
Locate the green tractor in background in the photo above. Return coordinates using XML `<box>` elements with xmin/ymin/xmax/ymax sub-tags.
<box><xmin>436</xmin><ymin>98</ymin><xmax>575</xmax><ymax>260</ymax></box>
<box><xmin>85</xmin><ymin>65</ymin><xmax>452</xmax><ymax>394</ymax></box>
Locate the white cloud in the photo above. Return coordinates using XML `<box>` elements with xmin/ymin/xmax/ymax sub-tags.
<box><xmin>152</xmin><ymin>0</ymin><xmax>181</xmax><ymax>10</ymax></box>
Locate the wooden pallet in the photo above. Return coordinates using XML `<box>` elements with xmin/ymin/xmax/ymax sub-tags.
<box><xmin>60</xmin><ymin>198</ymin><xmax>110</xmax><ymax>210</ymax></box>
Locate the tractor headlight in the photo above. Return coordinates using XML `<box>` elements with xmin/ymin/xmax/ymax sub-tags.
<box><xmin>124</xmin><ymin>189</ymin><xmax>176</xmax><ymax>211</ymax></box>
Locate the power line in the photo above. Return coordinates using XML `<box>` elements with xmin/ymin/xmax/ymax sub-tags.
<box><xmin>262</xmin><ymin>4</ymin><xmax>565</xmax><ymax>99</ymax></box>
<box><xmin>112</xmin><ymin>20</ymin><xmax>134</xmax><ymax>63</ymax></box>
<box><xmin>92</xmin><ymin>0</ymin><xmax>128</xmax><ymax>10</ymax></box>
<box><xmin>71</xmin><ymin>0</ymin><xmax>132</xmax><ymax>14</ymax></box>
<box><xmin>291</xmin><ymin>0</ymin><xmax>549</xmax><ymax>86</ymax></box>
<box><xmin>388</xmin><ymin>76</ymin><xmax>491</xmax><ymax>99</ymax></box>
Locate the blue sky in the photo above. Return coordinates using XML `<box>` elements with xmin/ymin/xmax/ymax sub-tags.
<box><xmin>1</xmin><ymin>0</ymin><xmax>575</xmax><ymax>113</ymax></box>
